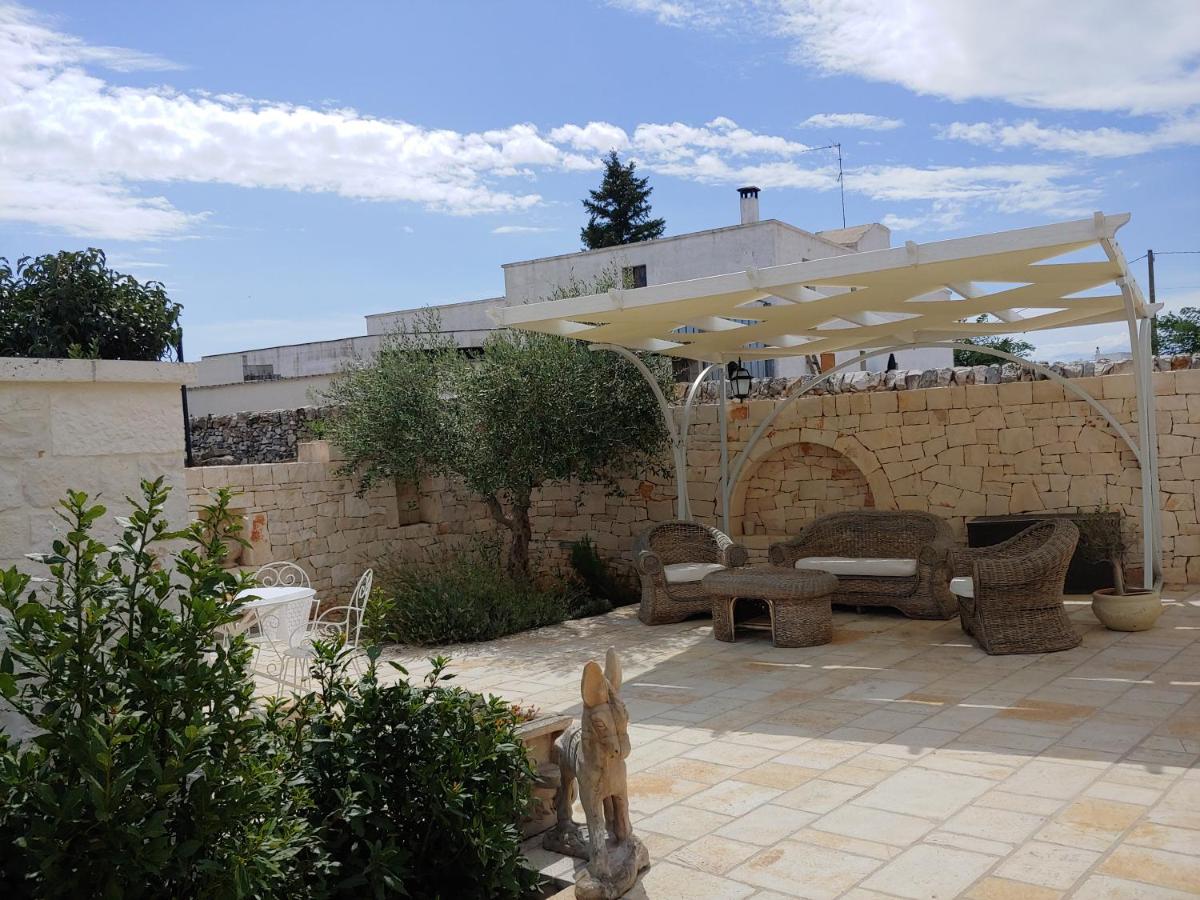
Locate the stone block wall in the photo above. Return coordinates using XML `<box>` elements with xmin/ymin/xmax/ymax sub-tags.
<box><xmin>184</xmin><ymin>442</ymin><xmax>496</xmax><ymax>597</ymax></box>
<box><xmin>185</xmin><ymin>369</ymin><xmax>1200</xmax><ymax>592</ymax></box>
<box><xmin>188</xmin><ymin>406</ymin><xmax>330</xmax><ymax>466</ymax></box>
<box><xmin>0</xmin><ymin>358</ymin><xmax>196</xmax><ymax>572</ymax></box>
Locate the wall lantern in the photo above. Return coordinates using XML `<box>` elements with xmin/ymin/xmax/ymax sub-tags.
<box><xmin>727</xmin><ymin>359</ymin><xmax>752</xmax><ymax>402</ymax></box>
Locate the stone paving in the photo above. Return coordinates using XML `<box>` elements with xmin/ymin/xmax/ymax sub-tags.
<box><xmin>380</xmin><ymin>591</ymin><xmax>1200</xmax><ymax>899</ymax></box>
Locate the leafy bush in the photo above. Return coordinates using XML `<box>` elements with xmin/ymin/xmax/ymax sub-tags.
<box><xmin>283</xmin><ymin>649</ymin><xmax>540</xmax><ymax>898</ymax></box>
<box><xmin>0</xmin><ymin>249</ymin><xmax>182</xmax><ymax>360</ymax></box>
<box><xmin>568</xmin><ymin>535</ymin><xmax>639</xmax><ymax>617</ymax></box>
<box><xmin>366</xmin><ymin>548</ymin><xmax>575</xmax><ymax>645</ymax></box>
<box><xmin>0</xmin><ymin>481</ymin><xmax>316</xmax><ymax>898</ymax></box>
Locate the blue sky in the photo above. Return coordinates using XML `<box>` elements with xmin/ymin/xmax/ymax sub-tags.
<box><xmin>2</xmin><ymin>0</ymin><xmax>1197</xmax><ymax>360</ymax></box>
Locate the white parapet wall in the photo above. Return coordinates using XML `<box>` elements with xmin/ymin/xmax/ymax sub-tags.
<box><xmin>0</xmin><ymin>358</ymin><xmax>197</xmax><ymax>571</ymax></box>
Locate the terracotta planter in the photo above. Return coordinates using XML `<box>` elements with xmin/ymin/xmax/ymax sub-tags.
<box><xmin>1091</xmin><ymin>587</ymin><xmax>1163</xmax><ymax>632</ymax></box>
<box><xmin>516</xmin><ymin>714</ymin><xmax>572</xmax><ymax>839</ymax></box>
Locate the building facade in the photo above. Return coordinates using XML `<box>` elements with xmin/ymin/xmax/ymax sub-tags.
<box><xmin>190</xmin><ymin>190</ymin><xmax>951</xmax><ymax>416</ymax></box>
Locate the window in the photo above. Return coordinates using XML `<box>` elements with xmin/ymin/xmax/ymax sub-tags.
<box><xmin>243</xmin><ymin>363</ymin><xmax>277</xmax><ymax>382</ymax></box>
<box><xmin>622</xmin><ymin>264</ymin><xmax>647</xmax><ymax>289</ymax></box>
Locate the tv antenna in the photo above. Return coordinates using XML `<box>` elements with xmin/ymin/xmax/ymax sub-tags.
<box><xmin>799</xmin><ymin>142</ymin><xmax>846</xmax><ymax>228</ymax></box>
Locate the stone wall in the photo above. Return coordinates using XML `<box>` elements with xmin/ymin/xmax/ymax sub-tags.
<box><xmin>742</xmin><ymin>442</ymin><xmax>873</xmax><ymax>537</ymax></box>
<box><xmin>0</xmin><ymin>358</ymin><xmax>196</xmax><ymax>572</ymax></box>
<box><xmin>186</xmin><ymin>369</ymin><xmax>1200</xmax><ymax>592</ymax></box>
<box><xmin>188</xmin><ymin>406</ymin><xmax>330</xmax><ymax>466</ymax></box>
<box><xmin>184</xmin><ymin>441</ymin><xmax>496</xmax><ymax>597</ymax></box>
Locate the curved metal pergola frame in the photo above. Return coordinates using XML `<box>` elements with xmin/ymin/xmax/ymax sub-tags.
<box><xmin>596</xmin><ymin>336</ymin><xmax>1161</xmax><ymax>591</ymax></box>
<box><xmin>505</xmin><ymin>214</ymin><xmax>1161</xmax><ymax>590</ymax></box>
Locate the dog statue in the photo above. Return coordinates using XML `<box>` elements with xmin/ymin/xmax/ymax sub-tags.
<box><xmin>543</xmin><ymin>647</ymin><xmax>649</xmax><ymax>899</ymax></box>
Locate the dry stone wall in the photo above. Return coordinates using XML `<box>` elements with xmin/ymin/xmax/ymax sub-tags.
<box><xmin>187</xmin><ymin>369</ymin><xmax>1200</xmax><ymax>593</ymax></box>
<box><xmin>188</xmin><ymin>406</ymin><xmax>330</xmax><ymax>466</ymax></box>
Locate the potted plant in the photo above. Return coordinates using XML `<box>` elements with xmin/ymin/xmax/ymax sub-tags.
<box><xmin>1075</xmin><ymin>509</ymin><xmax>1162</xmax><ymax>631</ymax></box>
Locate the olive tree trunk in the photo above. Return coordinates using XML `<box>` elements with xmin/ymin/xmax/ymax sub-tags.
<box><xmin>485</xmin><ymin>492</ymin><xmax>533</xmax><ymax>581</ymax></box>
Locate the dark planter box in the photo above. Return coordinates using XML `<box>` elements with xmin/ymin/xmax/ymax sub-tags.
<box><xmin>966</xmin><ymin>512</ymin><xmax>1118</xmax><ymax>593</ymax></box>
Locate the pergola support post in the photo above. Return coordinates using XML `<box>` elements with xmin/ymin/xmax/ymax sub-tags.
<box><xmin>718</xmin><ymin>367</ymin><xmax>731</xmax><ymax>535</ymax></box>
<box><xmin>590</xmin><ymin>345</ymin><xmax>713</xmax><ymax>521</ymax></box>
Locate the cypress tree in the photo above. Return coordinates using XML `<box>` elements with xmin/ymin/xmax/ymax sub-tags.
<box><xmin>580</xmin><ymin>151</ymin><xmax>666</xmax><ymax>249</ymax></box>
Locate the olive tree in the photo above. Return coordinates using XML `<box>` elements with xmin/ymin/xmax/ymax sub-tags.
<box><xmin>323</xmin><ymin>287</ymin><xmax>672</xmax><ymax>580</ymax></box>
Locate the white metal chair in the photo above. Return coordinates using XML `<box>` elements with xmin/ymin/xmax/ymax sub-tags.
<box><xmin>251</xmin><ymin>562</ymin><xmax>317</xmax><ymax>643</ymax></box>
<box><xmin>275</xmin><ymin>568</ymin><xmax>374</xmax><ymax>694</ymax></box>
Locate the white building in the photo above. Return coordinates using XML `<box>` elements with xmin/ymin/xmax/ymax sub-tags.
<box><xmin>189</xmin><ymin>188</ymin><xmax>950</xmax><ymax>416</ymax></box>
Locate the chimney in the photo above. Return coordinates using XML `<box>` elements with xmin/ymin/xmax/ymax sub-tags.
<box><xmin>738</xmin><ymin>185</ymin><xmax>760</xmax><ymax>224</ymax></box>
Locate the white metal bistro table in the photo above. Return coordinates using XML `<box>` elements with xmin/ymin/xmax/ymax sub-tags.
<box><xmin>228</xmin><ymin>585</ymin><xmax>316</xmax><ymax>688</ymax></box>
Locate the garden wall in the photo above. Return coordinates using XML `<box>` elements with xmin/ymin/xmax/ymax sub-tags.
<box><xmin>189</xmin><ymin>406</ymin><xmax>330</xmax><ymax>465</ymax></box>
<box><xmin>0</xmin><ymin>358</ymin><xmax>196</xmax><ymax>572</ymax></box>
<box><xmin>186</xmin><ymin>369</ymin><xmax>1200</xmax><ymax>593</ymax></box>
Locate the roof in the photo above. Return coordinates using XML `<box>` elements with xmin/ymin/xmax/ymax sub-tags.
<box><xmin>494</xmin><ymin>213</ymin><xmax>1146</xmax><ymax>363</ymax></box>
<box><xmin>499</xmin><ymin>218</ymin><xmax>855</xmax><ymax>270</ymax></box>
<box><xmin>816</xmin><ymin>223</ymin><xmax>881</xmax><ymax>248</ymax></box>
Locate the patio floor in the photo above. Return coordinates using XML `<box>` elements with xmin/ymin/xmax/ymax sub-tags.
<box><xmin>380</xmin><ymin>591</ymin><xmax>1200</xmax><ymax>899</ymax></box>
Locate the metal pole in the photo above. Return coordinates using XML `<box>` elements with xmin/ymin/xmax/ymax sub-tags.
<box><xmin>177</xmin><ymin>335</ymin><xmax>193</xmax><ymax>467</ymax></box>
<box><xmin>1147</xmin><ymin>249</ymin><xmax>1157</xmax><ymax>354</ymax></box>
<box><xmin>718</xmin><ymin>365</ymin><xmax>730</xmax><ymax>535</ymax></box>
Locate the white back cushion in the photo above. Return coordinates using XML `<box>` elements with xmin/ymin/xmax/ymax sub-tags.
<box><xmin>796</xmin><ymin>556</ymin><xmax>918</xmax><ymax>577</ymax></box>
<box><xmin>663</xmin><ymin>562</ymin><xmax>726</xmax><ymax>583</ymax></box>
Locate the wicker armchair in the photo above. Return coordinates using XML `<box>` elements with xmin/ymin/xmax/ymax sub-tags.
<box><xmin>950</xmin><ymin>519</ymin><xmax>1081</xmax><ymax>655</ymax></box>
<box><xmin>634</xmin><ymin>521</ymin><xmax>748</xmax><ymax>625</ymax></box>
<box><xmin>768</xmin><ymin>510</ymin><xmax>956</xmax><ymax>619</ymax></box>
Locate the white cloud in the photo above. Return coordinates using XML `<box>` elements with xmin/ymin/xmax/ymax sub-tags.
<box><xmin>0</xmin><ymin>4</ymin><xmax>1104</xmax><ymax>241</ymax></box>
<box><xmin>492</xmin><ymin>225</ymin><xmax>558</xmax><ymax>234</ymax></box>
<box><xmin>775</xmin><ymin>0</ymin><xmax>1200</xmax><ymax>115</ymax></box>
<box><xmin>604</xmin><ymin>0</ymin><xmax>736</xmax><ymax>27</ymax></box>
<box><xmin>611</xmin><ymin>1</ymin><xmax>1200</xmax><ymax>116</ymax></box>
<box><xmin>941</xmin><ymin>117</ymin><xmax>1200</xmax><ymax>158</ymax></box>
<box><xmin>800</xmin><ymin>113</ymin><xmax>903</xmax><ymax>131</ymax></box>
<box><xmin>548</xmin><ymin>121</ymin><xmax>631</xmax><ymax>153</ymax></box>
<box><xmin>850</xmin><ymin>163</ymin><xmax>1095</xmax><ymax>216</ymax></box>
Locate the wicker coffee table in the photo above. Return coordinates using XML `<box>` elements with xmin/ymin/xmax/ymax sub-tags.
<box><xmin>703</xmin><ymin>566</ymin><xmax>839</xmax><ymax>648</ymax></box>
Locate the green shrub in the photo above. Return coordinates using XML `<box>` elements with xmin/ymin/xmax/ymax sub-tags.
<box><xmin>0</xmin><ymin>481</ymin><xmax>317</xmax><ymax>898</ymax></box>
<box><xmin>0</xmin><ymin>249</ymin><xmax>182</xmax><ymax>360</ymax></box>
<box><xmin>367</xmin><ymin>548</ymin><xmax>575</xmax><ymax>645</ymax></box>
<box><xmin>568</xmin><ymin>535</ymin><xmax>639</xmax><ymax>617</ymax></box>
<box><xmin>286</xmin><ymin>648</ymin><xmax>540</xmax><ymax>899</ymax></box>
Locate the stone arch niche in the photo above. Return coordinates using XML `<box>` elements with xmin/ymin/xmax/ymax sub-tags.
<box><xmin>730</xmin><ymin>431</ymin><xmax>895</xmax><ymax>541</ymax></box>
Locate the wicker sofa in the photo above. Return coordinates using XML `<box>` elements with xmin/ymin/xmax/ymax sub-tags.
<box><xmin>634</xmin><ymin>521</ymin><xmax>748</xmax><ymax>625</ymax></box>
<box><xmin>950</xmin><ymin>519</ymin><xmax>1081</xmax><ymax>654</ymax></box>
<box><xmin>768</xmin><ymin>510</ymin><xmax>957</xmax><ymax>619</ymax></box>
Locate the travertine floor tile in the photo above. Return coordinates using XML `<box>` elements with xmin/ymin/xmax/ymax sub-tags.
<box><xmin>812</xmin><ymin>803</ymin><xmax>935</xmax><ymax>847</ymax></box>
<box><xmin>730</xmin><ymin>840</ymin><xmax>882</xmax><ymax>899</ymax></box>
<box><xmin>637</xmin><ymin>805</ymin><xmax>733</xmax><ymax>841</ymax></box>
<box><xmin>992</xmin><ymin>840</ymin><xmax>1101</xmax><ymax>890</ymax></box>
<box><xmin>669</xmin><ymin>834</ymin><xmax>760</xmax><ymax>875</ymax></box>
<box><xmin>860</xmin><ymin>843</ymin><xmax>996</xmax><ymax>899</ymax></box>
<box><xmin>683</xmin><ymin>780</ymin><xmax>783</xmax><ymax>817</ymax></box>
<box><xmin>378</xmin><ymin>599</ymin><xmax>1200</xmax><ymax>897</ymax></box>
<box><xmin>627</xmin><ymin>859</ymin><xmax>755</xmax><ymax>899</ymax></box>
<box><xmin>774</xmin><ymin>778</ymin><xmax>865</xmax><ymax>814</ymax></box>
<box><xmin>855</xmin><ymin>767</ymin><xmax>992</xmax><ymax>819</ymax></box>
<box><xmin>1097</xmin><ymin>844</ymin><xmax>1200</xmax><ymax>893</ymax></box>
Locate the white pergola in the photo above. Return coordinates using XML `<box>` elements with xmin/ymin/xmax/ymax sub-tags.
<box><xmin>495</xmin><ymin>213</ymin><xmax>1162</xmax><ymax>589</ymax></box>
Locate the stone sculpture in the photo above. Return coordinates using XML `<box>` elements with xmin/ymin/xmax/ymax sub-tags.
<box><xmin>543</xmin><ymin>648</ymin><xmax>649</xmax><ymax>899</ymax></box>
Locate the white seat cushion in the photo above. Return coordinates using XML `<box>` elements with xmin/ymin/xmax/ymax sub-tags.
<box><xmin>949</xmin><ymin>576</ymin><xmax>974</xmax><ymax>598</ymax></box>
<box><xmin>795</xmin><ymin>556</ymin><xmax>919</xmax><ymax>577</ymax></box>
<box><xmin>663</xmin><ymin>562</ymin><xmax>726</xmax><ymax>584</ymax></box>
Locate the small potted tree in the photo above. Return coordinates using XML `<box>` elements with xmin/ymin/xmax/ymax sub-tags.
<box><xmin>1076</xmin><ymin>509</ymin><xmax>1162</xmax><ymax>631</ymax></box>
